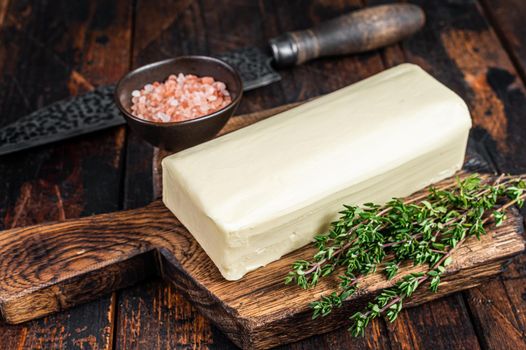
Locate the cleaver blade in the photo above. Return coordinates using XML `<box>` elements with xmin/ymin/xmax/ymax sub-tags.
<box><xmin>0</xmin><ymin>49</ymin><xmax>277</xmax><ymax>156</ymax></box>
<box><xmin>218</xmin><ymin>47</ymin><xmax>281</xmax><ymax>91</ymax></box>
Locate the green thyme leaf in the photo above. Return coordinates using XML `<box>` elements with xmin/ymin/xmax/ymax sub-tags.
<box><xmin>286</xmin><ymin>174</ymin><xmax>526</xmax><ymax>337</ymax></box>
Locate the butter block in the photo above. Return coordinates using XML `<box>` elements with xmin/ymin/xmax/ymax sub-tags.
<box><xmin>162</xmin><ymin>64</ymin><xmax>472</xmax><ymax>280</ymax></box>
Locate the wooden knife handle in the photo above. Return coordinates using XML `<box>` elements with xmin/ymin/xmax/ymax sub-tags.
<box><xmin>269</xmin><ymin>4</ymin><xmax>425</xmax><ymax>66</ymax></box>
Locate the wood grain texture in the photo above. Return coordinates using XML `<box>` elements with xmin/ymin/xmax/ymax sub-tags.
<box><xmin>385</xmin><ymin>294</ymin><xmax>482</xmax><ymax>350</ymax></box>
<box><xmin>0</xmin><ymin>174</ymin><xmax>523</xmax><ymax>349</ymax></box>
<box><xmin>479</xmin><ymin>0</ymin><xmax>526</xmax><ymax>84</ymax></box>
<box><xmin>394</xmin><ymin>1</ymin><xmax>526</xmax><ymax>349</ymax></box>
<box><xmin>0</xmin><ymin>0</ymin><xmax>133</xmax><ymax>348</ymax></box>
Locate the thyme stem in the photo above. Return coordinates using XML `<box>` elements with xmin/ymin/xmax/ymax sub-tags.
<box><xmin>285</xmin><ymin>174</ymin><xmax>526</xmax><ymax>336</ymax></box>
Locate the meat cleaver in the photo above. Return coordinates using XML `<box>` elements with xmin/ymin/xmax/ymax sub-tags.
<box><xmin>0</xmin><ymin>4</ymin><xmax>424</xmax><ymax>156</ymax></box>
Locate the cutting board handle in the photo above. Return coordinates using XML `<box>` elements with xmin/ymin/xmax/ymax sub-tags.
<box><xmin>270</xmin><ymin>4</ymin><xmax>425</xmax><ymax>66</ymax></box>
<box><xmin>0</xmin><ymin>201</ymin><xmax>177</xmax><ymax>324</ymax></box>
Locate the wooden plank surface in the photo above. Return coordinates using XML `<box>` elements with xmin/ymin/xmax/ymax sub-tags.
<box><xmin>0</xmin><ymin>0</ymin><xmax>526</xmax><ymax>349</ymax></box>
<box><xmin>480</xmin><ymin>0</ymin><xmax>526</xmax><ymax>83</ymax></box>
<box><xmin>396</xmin><ymin>1</ymin><xmax>526</xmax><ymax>349</ymax></box>
<box><xmin>0</xmin><ymin>0</ymin><xmax>132</xmax><ymax>348</ymax></box>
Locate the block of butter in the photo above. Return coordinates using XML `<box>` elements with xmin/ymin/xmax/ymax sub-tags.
<box><xmin>162</xmin><ymin>63</ymin><xmax>472</xmax><ymax>280</ymax></box>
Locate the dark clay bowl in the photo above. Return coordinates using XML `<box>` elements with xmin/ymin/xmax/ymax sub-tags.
<box><xmin>115</xmin><ymin>56</ymin><xmax>243</xmax><ymax>152</ymax></box>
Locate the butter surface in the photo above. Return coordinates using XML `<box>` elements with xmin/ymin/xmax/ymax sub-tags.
<box><xmin>162</xmin><ymin>64</ymin><xmax>472</xmax><ymax>280</ymax></box>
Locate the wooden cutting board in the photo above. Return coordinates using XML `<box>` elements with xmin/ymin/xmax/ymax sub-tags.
<box><xmin>0</xmin><ymin>105</ymin><xmax>524</xmax><ymax>350</ymax></box>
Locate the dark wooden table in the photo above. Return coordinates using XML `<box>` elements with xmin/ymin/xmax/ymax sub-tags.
<box><xmin>1</xmin><ymin>0</ymin><xmax>525</xmax><ymax>349</ymax></box>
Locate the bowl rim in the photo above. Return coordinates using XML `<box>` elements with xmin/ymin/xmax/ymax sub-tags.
<box><xmin>114</xmin><ymin>55</ymin><xmax>243</xmax><ymax>128</ymax></box>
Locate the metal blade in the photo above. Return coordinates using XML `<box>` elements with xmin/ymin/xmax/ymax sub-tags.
<box><xmin>217</xmin><ymin>47</ymin><xmax>281</xmax><ymax>91</ymax></box>
<box><xmin>0</xmin><ymin>47</ymin><xmax>281</xmax><ymax>156</ymax></box>
<box><xmin>0</xmin><ymin>85</ymin><xmax>124</xmax><ymax>156</ymax></box>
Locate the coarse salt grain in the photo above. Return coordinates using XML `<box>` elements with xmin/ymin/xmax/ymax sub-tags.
<box><xmin>130</xmin><ymin>73</ymin><xmax>232</xmax><ymax>123</ymax></box>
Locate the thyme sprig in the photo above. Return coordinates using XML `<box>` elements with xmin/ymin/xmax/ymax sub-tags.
<box><xmin>285</xmin><ymin>174</ymin><xmax>526</xmax><ymax>336</ymax></box>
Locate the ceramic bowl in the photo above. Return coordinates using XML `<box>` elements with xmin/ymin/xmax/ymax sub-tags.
<box><xmin>115</xmin><ymin>56</ymin><xmax>243</xmax><ymax>151</ymax></box>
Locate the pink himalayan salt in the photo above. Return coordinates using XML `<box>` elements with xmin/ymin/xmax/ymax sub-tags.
<box><xmin>130</xmin><ymin>73</ymin><xmax>232</xmax><ymax>123</ymax></box>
